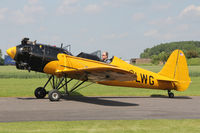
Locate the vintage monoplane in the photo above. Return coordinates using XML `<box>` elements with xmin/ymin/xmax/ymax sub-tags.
<box><xmin>7</xmin><ymin>38</ymin><xmax>191</xmax><ymax>101</ymax></box>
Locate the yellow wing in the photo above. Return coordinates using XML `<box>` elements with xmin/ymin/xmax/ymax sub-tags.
<box><xmin>55</xmin><ymin>54</ymin><xmax>137</xmax><ymax>82</ymax></box>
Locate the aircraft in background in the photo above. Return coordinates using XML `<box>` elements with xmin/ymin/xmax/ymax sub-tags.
<box><xmin>7</xmin><ymin>38</ymin><xmax>191</xmax><ymax>101</ymax></box>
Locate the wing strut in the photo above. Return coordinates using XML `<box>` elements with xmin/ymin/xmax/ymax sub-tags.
<box><xmin>70</xmin><ymin>80</ymin><xmax>87</xmax><ymax>93</ymax></box>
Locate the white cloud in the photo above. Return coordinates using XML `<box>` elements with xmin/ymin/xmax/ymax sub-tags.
<box><xmin>12</xmin><ymin>1</ymin><xmax>45</xmax><ymax>24</ymax></box>
<box><xmin>57</xmin><ymin>0</ymin><xmax>80</xmax><ymax>15</ymax></box>
<box><xmin>144</xmin><ymin>29</ymin><xmax>176</xmax><ymax>40</ymax></box>
<box><xmin>103</xmin><ymin>0</ymin><xmax>140</xmax><ymax>8</ymax></box>
<box><xmin>80</xmin><ymin>28</ymin><xmax>88</xmax><ymax>33</ymax></box>
<box><xmin>23</xmin><ymin>5</ymin><xmax>44</xmax><ymax>14</ymax></box>
<box><xmin>0</xmin><ymin>8</ymin><xmax>8</xmax><ymax>21</ymax></box>
<box><xmin>132</xmin><ymin>13</ymin><xmax>145</xmax><ymax>21</ymax></box>
<box><xmin>180</xmin><ymin>5</ymin><xmax>200</xmax><ymax>17</ymax></box>
<box><xmin>103</xmin><ymin>33</ymin><xmax>116</xmax><ymax>39</ymax></box>
<box><xmin>162</xmin><ymin>33</ymin><xmax>174</xmax><ymax>40</ymax></box>
<box><xmin>176</xmin><ymin>24</ymin><xmax>189</xmax><ymax>31</ymax></box>
<box><xmin>103</xmin><ymin>32</ymin><xmax>128</xmax><ymax>39</ymax></box>
<box><xmin>118</xmin><ymin>32</ymin><xmax>129</xmax><ymax>38</ymax></box>
<box><xmin>38</xmin><ymin>26</ymin><xmax>46</xmax><ymax>32</ymax></box>
<box><xmin>28</xmin><ymin>0</ymin><xmax>39</xmax><ymax>5</ymax></box>
<box><xmin>153</xmin><ymin>3</ymin><xmax>171</xmax><ymax>11</ymax></box>
<box><xmin>149</xmin><ymin>17</ymin><xmax>173</xmax><ymax>25</ymax></box>
<box><xmin>146</xmin><ymin>4</ymin><xmax>200</xmax><ymax>41</ymax></box>
<box><xmin>88</xmin><ymin>37</ymin><xmax>96</xmax><ymax>43</ymax></box>
<box><xmin>51</xmin><ymin>35</ymin><xmax>61</xmax><ymax>42</ymax></box>
<box><xmin>13</xmin><ymin>10</ymin><xmax>35</xmax><ymax>24</ymax></box>
<box><xmin>144</xmin><ymin>29</ymin><xmax>158</xmax><ymax>37</ymax></box>
<box><xmin>84</xmin><ymin>4</ymin><xmax>102</xmax><ymax>13</ymax></box>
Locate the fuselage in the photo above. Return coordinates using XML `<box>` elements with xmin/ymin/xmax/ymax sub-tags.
<box><xmin>7</xmin><ymin>39</ymin><xmax>187</xmax><ymax>92</ymax></box>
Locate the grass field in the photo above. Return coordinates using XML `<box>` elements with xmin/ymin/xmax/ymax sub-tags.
<box><xmin>187</xmin><ymin>58</ymin><xmax>200</xmax><ymax>66</ymax></box>
<box><xmin>0</xmin><ymin>119</ymin><xmax>200</xmax><ymax>133</ymax></box>
<box><xmin>0</xmin><ymin>65</ymin><xmax>199</xmax><ymax>97</ymax></box>
<box><xmin>0</xmin><ymin>76</ymin><xmax>199</xmax><ymax>97</ymax></box>
<box><xmin>0</xmin><ymin>66</ymin><xmax>46</xmax><ymax>78</ymax></box>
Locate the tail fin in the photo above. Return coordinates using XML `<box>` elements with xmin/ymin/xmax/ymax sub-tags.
<box><xmin>158</xmin><ymin>49</ymin><xmax>191</xmax><ymax>91</ymax></box>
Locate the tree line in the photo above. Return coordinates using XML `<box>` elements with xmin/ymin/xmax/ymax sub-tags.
<box><xmin>0</xmin><ymin>49</ymin><xmax>3</xmax><ymax>65</ymax></box>
<box><xmin>140</xmin><ymin>41</ymin><xmax>200</xmax><ymax>64</ymax></box>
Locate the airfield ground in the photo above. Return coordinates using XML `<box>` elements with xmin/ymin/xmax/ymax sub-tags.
<box><xmin>0</xmin><ymin>96</ymin><xmax>200</xmax><ymax>133</ymax></box>
<box><xmin>0</xmin><ymin>66</ymin><xmax>200</xmax><ymax>132</ymax></box>
<box><xmin>0</xmin><ymin>96</ymin><xmax>200</xmax><ymax>122</ymax></box>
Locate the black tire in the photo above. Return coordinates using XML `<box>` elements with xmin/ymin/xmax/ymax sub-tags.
<box><xmin>48</xmin><ymin>89</ymin><xmax>61</xmax><ymax>101</ymax></box>
<box><xmin>168</xmin><ymin>92</ymin><xmax>174</xmax><ymax>98</ymax></box>
<box><xmin>34</xmin><ymin>87</ymin><xmax>47</xmax><ymax>99</ymax></box>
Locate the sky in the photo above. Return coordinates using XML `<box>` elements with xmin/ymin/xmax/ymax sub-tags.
<box><xmin>1</xmin><ymin>0</ymin><xmax>200</xmax><ymax>60</ymax></box>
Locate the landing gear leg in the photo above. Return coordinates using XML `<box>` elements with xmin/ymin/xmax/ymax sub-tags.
<box><xmin>168</xmin><ymin>90</ymin><xmax>174</xmax><ymax>98</ymax></box>
<box><xmin>35</xmin><ymin>74</ymin><xmax>88</xmax><ymax>101</ymax></box>
<box><xmin>47</xmin><ymin>78</ymin><xmax>87</xmax><ymax>101</ymax></box>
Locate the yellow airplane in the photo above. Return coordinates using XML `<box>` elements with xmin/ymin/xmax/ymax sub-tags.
<box><xmin>7</xmin><ymin>38</ymin><xmax>191</xmax><ymax>101</ymax></box>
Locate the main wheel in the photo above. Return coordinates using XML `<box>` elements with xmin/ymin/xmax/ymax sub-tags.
<box><xmin>34</xmin><ymin>87</ymin><xmax>47</xmax><ymax>99</ymax></box>
<box><xmin>168</xmin><ymin>92</ymin><xmax>174</xmax><ymax>98</ymax></box>
<box><xmin>48</xmin><ymin>89</ymin><xmax>61</xmax><ymax>101</ymax></box>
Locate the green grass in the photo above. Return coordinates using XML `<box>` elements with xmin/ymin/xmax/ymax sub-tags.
<box><xmin>0</xmin><ymin>120</ymin><xmax>199</xmax><ymax>133</ymax></box>
<box><xmin>0</xmin><ymin>76</ymin><xmax>199</xmax><ymax>97</ymax></box>
<box><xmin>187</xmin><ymin>58</ymin><xmax>200</xmax><ymax>66</ymax></box>
<box><xmin>0</xmin><ymin>66</ymin><xmax>46</xmax><ymax>78</ymax></box>
<box><xmin>0</xmin><ymin>65</ymin><xmax>199</xmax><ymax>97</ymax></box>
